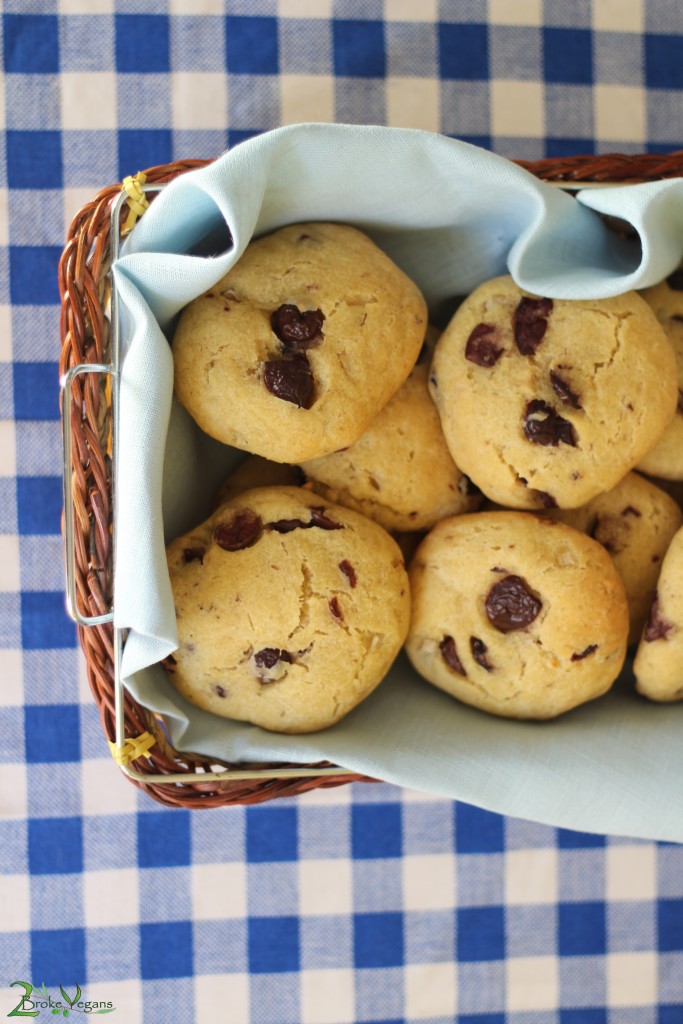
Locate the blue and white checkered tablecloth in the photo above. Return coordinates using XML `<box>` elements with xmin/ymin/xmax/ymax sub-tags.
<box><xmin>2</xmin><ymin>2</ymin><xmax>683</xmax><ymax>1022</ymax></box>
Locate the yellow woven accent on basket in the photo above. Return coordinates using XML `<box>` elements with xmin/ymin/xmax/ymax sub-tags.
<box><xmin>108</xmin><ymin>731</ymin><xmax>156</xmax><ymax>766</ymax></box>
<box><xmin>121</xmin><ymin>171</ymin><xmax>150</xmax><ymax>232</ymax></box>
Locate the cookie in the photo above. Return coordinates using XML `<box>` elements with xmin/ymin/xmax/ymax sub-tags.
<box><xmin>637</xmin><ymin>271</ymin><xmax>683</xmax><ymax>479</ymax></box>
<box><xmin>164</xmin><ymin>486</ymin><xmax>410</xmax><ymax>733</ymax></box>
<box><xmin>545</xmin><ymin>472</ymin><xmax>683</xmax><ymax>644</ymax></box>
<box><xmin>406</xmin><ymin>511</ymin><xmax>629</xmax><ymax>719</ymax></box>
<box><xmin>300</xmin><ymin>363</ymin><xmax>481</xmax><ymax>532</ymax></box>
<box><xmin>633</xmin><ymin>525</ymin><xmax>683</xmax><ymax>702</ymax></box>
<box><xmin>213</xmin><ymin>455</ymin><xmax>305</xmax><ymax>509</ymax></box>
<box><xmin>429</xmin><ymin>276</ymin><xmax>678</xmax><ymax>509</ymax></box>
<box><xmin>172</xmin><ymin>222</ymin><xmax>427</xmax><ymax>463</ymax></box>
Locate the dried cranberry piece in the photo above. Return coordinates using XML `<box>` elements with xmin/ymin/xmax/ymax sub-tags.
<box><xmin>666</xmin><ymin>269</ymin><xmax>683</xmax><ymax>291</ymax></box>
<box><xmin>271</xmin><ymin>304</ymin><xmax>325</xmax><ymax>351</ymax></box>
<box><xmin>268</xmin><ymin>508</ymin><xmax>343</xmax><ymax>533</ymax></box>
<box><xmin>470</xmin><ymin>637</ymin><xmax>493</xmax><ymax>671</ymax></box>
<box><xmin>339</xmin><ymin>560</ymin><xmax>357</xmax><ymax>587</ymax></box>
<box><xmin>622</xmin><ymin>506</ymin><xmax>641</xmax><ymax>518</ymax></box>
<box><xmin>214</xmin><ymin>510</ymin><xmax>263</xmax><ymax>551</ymax></box>
<box><xmin>465</xmin><ymin>323</ymin><xmax>503</xmax><ymax>367</ymax></box>
<box><xmin>215</xmin><ymin>685</ymin><xmax>227</xmax><ymax>698</ymax></box>
<box><xmin>329</xmin><ymin>597</ymin><xmax>344</xmax><ymax>621</ymax></box>
<box><xmin>182</xmin><ymin>547</ymin><xmax>204</xmax><ymax>564</ymax></box>
<box><xmin>310</xmin><ymin>507</ymin><xmax>343</xmax><ymax>530</ymax></box>
<box><xmin>254</xmin><ymin>648</ymin><xmax>294</xmax><ymax>669</ymax></box>
<box><xmin>264</xmin><ymin>354</ymin><xmax>314</xmax><ymax>408</ymax></box>
<box><xmin>571</xmin><ymin>644</ymin><xmax>598</xmax><ymax>662</ymax></box>
<box><xmin>523</xmin><ymin>399</ymin><xmax>577</xmax><ymax>447</ymax></box>
<box><xmin>268</xmin><ymin>518</ymin><xmax>307</xmax><ymax>533</ymax></box>
<box><xmin>536</xmin><ymin>490</ymin><xmax>557</xmax><ymax>509</ymax></box>
<box><xmin>514</xmin><ymin>297</ymin><xmax>553</xmax><ymax>355</ymax></box>
<box><xmin>644</xmin><ymin>593</ymin><xmax>674</xmax><ymax>642</ymax></box>
<box><xmin>550</xmin><ymin>369</ymin><xmax>582</xmax><ymax>409</ymax></box>
<box><xmin>485</xmin><ymin>575</ymin><xmax>542</xmax><ymax>632</ymax></box>
<box><xmin>439</xmin><ymin>636</ymin><xmax>466</xmax><ymax>676</ymax></box>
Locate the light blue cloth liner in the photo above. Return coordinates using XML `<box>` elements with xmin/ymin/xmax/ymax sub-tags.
<box><xmin>112</xmin><ymin>124</ymin><xmax>683</xmax><ymax>841</ymax></box>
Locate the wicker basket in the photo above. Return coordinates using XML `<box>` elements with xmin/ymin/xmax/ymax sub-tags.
<box><xmin>59</xmin><ymin>148</ymin><xmax>683</xmax><ymax>809</ymax></box>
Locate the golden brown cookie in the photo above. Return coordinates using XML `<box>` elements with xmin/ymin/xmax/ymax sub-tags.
<box><xmin>172</xmin><ymin>222</ymin><xmax>427</xmax><ymax>463</ymax></box>
<box><xmin>213</xmin><ymin>455</ymin><xmax>305</xmax><ymax>509</ymax></box>
<box><xmin>637</xmin><ymin>272</ymin><xmax>683</xmax><ymax>479</ymax></box>
<box><xmin>406</xmin><ymin>511</ymin><xmax>629</xmax><ymax>719</ymax></box>
<box><xmin>165</xmin><ymin>486</ymin><xmax>410</xmax><ymax>733</ymax></box>
<box><xmin>633</xmin><ymin>525</ymin><xmax>683</xmax><ymax>702</ymax></box>
<box><xmin>429</xmin><ymin>276</ymin><xmax>677</xmax><ymax>509</ymax></box>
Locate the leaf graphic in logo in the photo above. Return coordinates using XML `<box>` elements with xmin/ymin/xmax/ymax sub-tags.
<box><xmin>94</xmin><ymin>1011</ymin><xmax>116</xmax><ymax>1015</ymax></box>
<box><xmin>60</xmin><ymin>984</ymin><xmax>81</xmax><ymax>1009</ymax></box>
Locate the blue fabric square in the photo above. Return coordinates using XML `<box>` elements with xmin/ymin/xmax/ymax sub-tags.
<box><xmin>352</xmin><ymin>803</ymin><xmax>402</xmax><ymax>859</ymax></box>
<box><xmin>658</xmin><ymin>899</ymin><xmax>683</xmax><ymax>951</ymax></box>
<box><xmin>558</xmin><ymin>828</ymin><xmax>606</xmax><ymax>849</ymax></box>
<box><xmin>457</xmin><ymin>907</ymin><xmax>505</xmax><ymax>962</ymax></box>
<box><xmin>248</xmin><ymin>916</ymin><xmax>300</xmax><ymax>973</ymax></box>
<box><xmin>13</xmin><ymin>363</ymin><xmax>59</xmax><ymax>421</ymax></box>
<box><xmin>137</xmin><ymin>811</ymin><xmax>191</xmax><ymax>869</ymax></box>
<box><xmin>558</xmin><ymin>901</ymin><xmax>606</xmax><ymax>956</ymax></box>
<box><xmin>455</xmin><ymin>803</ymin><xmax>504</xmax><ymax>854</ymax></box>
<box><xmin>659</xmin><ymin>1008</ymin><xmax>683</xmax><ymax>1024</ymax></box>
<box><xmin>31</xmin><ymin>929</ymin><xmax>85</xmax><ymax>988</ymax></box>
<box><xmin>7</xmin><ymin>131</ymin><xmax>62</xmax><ymax>189</ymax></box>
<box><xmin>10</xmin><ymin>247</ymin><xmax>62</xmax><ymax>305</ymax></box>
<box><xmin>543</xmin><ymin>27</ymin><xmax>593</xmax><ymax>84</ymax></box>
<box><xmin>17</xmin><ymin>476</ymin><xmax>62</xmax><ymax>535</ymax></box>
<box><xmin>28</xmin><ymin>817</ymin><xmax>83</xmax><ymax>875</ymax></box>
<box><xmin>438</xmin><ymin>23</ymin><xmax>489</xmax><ymax>81</ymax></box>
<box><xmin>333</xmin><ymin>20</ymin><xmax>385</xmax><ymax>78</ymax></box>
<box><xmin>246</xmin><ymin>806</ymin><xmax>298</xmax><ymax>863</ymax></box>
<box><xmin>118</xmin><ymin>130</ymin><xmax>172</xmax><ymax>181</ymax></box>
<box><xmin>459</xmin><ymin>1016</ymin><xmax>505</xmax><ymax>1024</ymax></box>
<box><xmin>645</xmin><ymin>35</ymin><xmax>683</xmax><ymax>90</ymax></box>
<box><xmin>227</xmin><ymin>128</ymin><xmax>260</xmax><ymax>148</ymax></box>
<box><xmin>25</xmin><ymin>704</ymin><xmax>80</xmax><ymax>763</ymax></box>
<box><xmin>225</xmin><ymin>16</ymin><xmax>279</xmax><ymax>75</ymax></box>
<box><xmin>354</xmin><ymin>912</ymin><xmax>404</xmax><ymax>968</ymax></box>
<box><xmin>546</xmin><ymin>138</ymin><xmax>595</xmax><ymax>157</ymax></box>
<box><xmin>21</xmin><ymin>592</ymin><xmax>76</xmax><ymax>651</ymax></box>
<box><xmin>115</xmin><ymin>15</ymin><xmax>170</xmax><ymax>73</ymax></box>
<box><xmin>3</xmin><ymin>15</ymin><xmax>59</xmax><ymax>73</ymax></box>
<box><xmin>140</xmin><ymin>921</ymin><xmax>194</xmax><ymax>980</ymax></box>
<box><xmin>560</xmin><ymin>1011</ymin><xmax>607</xmax><ymax>1024</ymax></box>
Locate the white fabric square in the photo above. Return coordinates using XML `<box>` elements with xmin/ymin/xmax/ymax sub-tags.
<box><xmin>506</xmin><ymin>957</ymin><xmax>559</xmax><ymax>1011</ymax></box>
<box><xmin>84</xmin><ymin>868</ymin><xmax>140</xmax><ymax>928</ymax></box>
<box><xmin>488</xmin><ymin>0</ymin><xmax>542</xmax><ymax>25</ymax></box>
<box><xmin>194</xmin><ymin>974</ymin><xmax>249</xmax><ymax>1021</ymax></box>
<box><xmin>386</xmin><ymin>78</ymin><xmax>440</xmax><ymax>131</ymax></box>
<box><xmin>172</xmin><ymin>73</ymin><xmax>227</xmax><ymax>131</ymax></box>
<box><xmin>0</xmin><ymin>763</ymin><xmax>27</xmax><ymax>818</ymax></box>
<box><xmin>593</xmin><ymin>0</ymin><xmax>643</xmax><ymax>32</ymax></box>
<box><xmin>404</xmin><ymin>962</ymin><xmax>457</xmax><ymax>1019</ymax></box>
<box><xmin>0</xmin><ymin>535</ymin><xmax>20</xmax><ymax>592</ymax></box>
<box><xmin>505</xmin><ymin>848</ymin><xmax>557</xmax><ymax>904</ymax></box>
<box><xmin>491</xmin><ymin>80</ymin><xmax>544</xmax><ymax>137</ymax></box>
<box><xmin>607</xmin><ymin>951</ymin><xmax>658</xmax><ymax>1006</ymax></box>
<box><xmin>296</xmin><ymin>783</ymin><xmax>352</xmax><ymax>807</ymax></box>
<box><xmin>280</xmin><ymin>76</ymin><xmax>335</xmax><ymax>126</ymax></box>
<box><xmin>191</xmin><ymin>862</ymin><xmax>247</xmax><ymax>920</ymax></box>
<box><xmin>594</xmin><ymin>85</ymin><xmax>646</xmax><ymax>142</ymax></box>
<box><xmin>278</xmin><ymin>0</ymin><xmax>333</xmax><ymax>17</ymax></box>
<box><xmin>63</xmin><ymin>189</ymin><xmax>100</xmax><ymax>242</ymax></box>
<box><xmin>385</xmin><ymin>0</ymin><xmax>438</xmax><ymax>21</ymax></box>
<box><xmin>0</xmin><ymin>874</ymin><xmax>30</xmax><ymax>932</ymax></box>
<box><xmin>89</xmin><ymin>981</ymin><xmax>143</xmax><ymax>1024</ymax></box>
<box><xmin>0</xmin><ymin>422</ymin><xmax>16</xmax><ymax>477</ymax></box>
<box><xmin>301</xmin><ymin>969</ymin><xmax>355</xmax><ymax>1024</ymax></box>
<box><xmin>402</xmin><ymin>855</ymin><xmax>456</xmax><ymax>910</ymax></box>
<box><xmin>299</xmin><ymin>859</ymin><xmax>353</xmax><ymax>915</ymax></box>
<box><xmin>0</xmin><ymin>650</ymin><xmax>23</xmax><ymax>707</ymax></box>
<box><xmin>606</xmin><ymin>844</ymin><xmax>657</xmax><ymax>902</ymax></box>
<box><xmin>81</xmin><ymin>758</ymin><xmax>139</xmax><ymax>816</ymax></box>
<box><xmin>61</xmin><ymin>73</ymin><xmax>117</xmax><ymax>130</ymax></box>
<box><xmin>59</xmin><ymin>0</ymin><xmax>113</xmax><ymax>11</ymax></box>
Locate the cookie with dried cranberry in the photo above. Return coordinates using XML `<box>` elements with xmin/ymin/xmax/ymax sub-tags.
<box><xmin>172</xmin><ymin>222</ymin><xmax>427</xmax><ymax>463</ymax></box>
<box><xmin>545</xmin><ymin>472</ymin><xmax>683</xmax><ymax>644</ymax></box>
<box><xmin>633</xmin><ymin>525</ymin><xmax>683</xmax><ymax>702</ymax></box>
<box><xmin>164</xmin><ymin>486</ymin><xmax>410</xmax><ymax>733</ymax></box>
<box><xmin>213</xmin><ymin>455</ymin><xmax>306</xmax><ymax>510</ymax></box>
<box><xmin>405</xmin><ymin>511</ymin><xmax>629</xmax><ymax>719</ymax></box>
<box><xmin>637</xmin><ymin>271</ymin><xmax>683</xmax><ymax>479</ymax></box>
<box><xmin>300</xmin><ymin>363</ymin><xmax>481</xmax><ymax>532</ymax></box>
<box><xmin>429</xmin><ymin>276</ymin><xmax>677</xmax><ymax>509</ymax></box>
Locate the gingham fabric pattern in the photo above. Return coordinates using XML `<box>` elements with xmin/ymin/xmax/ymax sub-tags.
<box><xmin>2</xmin><ymin>2</ymin><xmax>683</xmax><ymax>1022</ymax></box>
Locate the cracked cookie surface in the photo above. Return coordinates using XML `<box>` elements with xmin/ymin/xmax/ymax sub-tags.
<box><xmin>165</xmin><ymin>486</ymin><xmax>410</xmax><ymax>733</ymax></box>
<box><xmin>300</xmin><ymin>363</ymin><xmax>481</xmax><ymax>532</ymax></box>
<box><xmin>429</xmin><ymin>276</ymin><xmax>677</xmax><ymax>509</ymax></box>
<box><xmin>172</xmin><ymin>222</ymin><xmax>427</xmax><ymax>463</ymax></box>
<box><xmin>405</xmin><ymin>511</ymin><xmax>629</xmax><ymax>719</ymax></box>
<box><xmin>634</xmin><ymin>524</ymin><xmax>683</xmax><ymax>702</ymax></box>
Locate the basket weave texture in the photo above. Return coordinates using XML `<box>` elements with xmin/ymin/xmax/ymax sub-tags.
<box><xmin>59</xmin><ymin>149</ymin><xmax>683</xmax><ymax>808</ymax></box>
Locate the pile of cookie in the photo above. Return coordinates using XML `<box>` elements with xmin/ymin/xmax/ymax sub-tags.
<box><xmin>163</xmin><ymin>221</ymin><xmax>683</xmax><ymax>733</ymax></box>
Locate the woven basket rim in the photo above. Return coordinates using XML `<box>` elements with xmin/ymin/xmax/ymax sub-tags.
<box><xmin>59</xmin><ymin>146</ymin><xmax>683</xmax><ymax>808</ymax></box>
